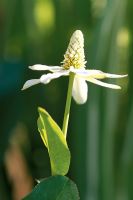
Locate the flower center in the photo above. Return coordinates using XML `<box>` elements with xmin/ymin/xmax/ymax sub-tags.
<box><xmin>61</xmin><ymin>30</ymin><xmax>87</xmax><ymax>69</ymax></box>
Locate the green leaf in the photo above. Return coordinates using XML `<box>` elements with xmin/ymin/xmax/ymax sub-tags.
<box><xmin>23</xmin><ymin>175</ymin><xmax>80</xmax><ymax>200</ymax></box>
<box><xmin>38</xmin><ymin>107</ymin><xmax>70</xmax><ymax>176</ymax></box>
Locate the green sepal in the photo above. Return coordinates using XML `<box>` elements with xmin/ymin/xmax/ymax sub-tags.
<box><xmin>38</xmin><ymin>107</ymin><xmax>70</xmax><ymax>176</ymax></box>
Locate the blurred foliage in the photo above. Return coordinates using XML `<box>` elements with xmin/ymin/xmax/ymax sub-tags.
<box><xmin>0</xmin><ymin>0</ymin><xmax>132</xmax><ymax>200</ymax></box>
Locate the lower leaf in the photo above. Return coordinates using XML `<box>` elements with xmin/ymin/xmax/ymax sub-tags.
<box><xmin>23</xmin><ymin>175</ymin><xmax>80</xmax><ymax>200</ymax></box>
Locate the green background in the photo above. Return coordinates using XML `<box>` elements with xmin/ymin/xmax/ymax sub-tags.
<box><xmin>0</xmin><ymin>0</ymin><xmax>132</xmax><ymax>199</ymax></box>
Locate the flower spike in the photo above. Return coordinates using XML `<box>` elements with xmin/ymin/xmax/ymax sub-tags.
<box><xmin>62</xmin><ymin>30</ymin><xmax>86</xmax><ymax>69</ymax></box>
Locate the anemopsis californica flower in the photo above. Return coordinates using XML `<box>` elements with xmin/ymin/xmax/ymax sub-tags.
<box><xmin>22</xmin><ymin>30</ymin><xmax>127</xmax><ymax>104</ymax></box>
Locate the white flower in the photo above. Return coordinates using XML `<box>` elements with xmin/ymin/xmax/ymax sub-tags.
<box><xmin>22</xmin><ymin>30</ymin><xmax>127</xmax><ymax>104</ymax></box>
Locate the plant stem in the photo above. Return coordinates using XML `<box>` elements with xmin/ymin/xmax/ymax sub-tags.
<box><xmin>62</xmin><ymin>72</ymin><xmax>75</xmax><ymax>138</ymax></box>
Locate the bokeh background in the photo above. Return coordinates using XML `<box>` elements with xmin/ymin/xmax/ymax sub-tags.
<box><xmin>0</xmin><ymin>0</ymin><xmax>132</xmax><ymax>199</ymax></box>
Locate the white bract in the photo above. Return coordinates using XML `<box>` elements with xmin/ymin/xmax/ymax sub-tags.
<box><xmin>22</xmin><ymin>30</ymin><xmax>127</xmax><ymax>104</ymax></box>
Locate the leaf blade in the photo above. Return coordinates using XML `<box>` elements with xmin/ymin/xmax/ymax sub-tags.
<box><xmin>38</xmin><ymin>107</ymin><xmax>70</xmax><ymax>176</ymax></box>
<box><xmin>23</xmin><ymin>176</ymin><xmax>80</xmax><ymax>200</ymax></box>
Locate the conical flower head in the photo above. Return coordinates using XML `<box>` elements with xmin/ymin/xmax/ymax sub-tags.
<box><xmin>22</xmin><ymin>29</ymin><xmax>127</xmax><ymax>105</ymax></box>
<box><xmin>62</xmin><ymin>30</ymin><xmax>87</xmax><ymax>69</ymax></box>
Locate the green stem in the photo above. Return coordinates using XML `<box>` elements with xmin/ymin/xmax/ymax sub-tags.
<box><xmin>62</xmin><ymin>72</ymin><xmax>75</xmax><ymax>138</ymax></box>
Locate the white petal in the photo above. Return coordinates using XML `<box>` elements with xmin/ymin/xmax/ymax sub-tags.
<box><xmin>69</xmin><ymin>66</ymin><xmax>85</xmax><ymax>74</ymax></box>
<box><xmin>29</xmin><ymin>64</ymin><xmax>62</xmax><ymax>72</ymax></box>
<box><xmin>101</xmin><ymin>73</ymin><xmax>128</xmax><ymax>79</ymax></box>
<box><xmin>72</xmin><ymin>76</ymin><xmax>88</xmax><ymax>104</ymax></box>
<box><xmin>85</xmin><ymin>70</ymin><xmax>128</xmax><ymax>79</ymax></box>
<box><xmin>87</xmin><ymin>77</ymin><xmax>121</xmax><ymax>89</ymax></box>
<box><xmin>76</xmin><ymin>69</ymin><xmax>128</xmax><ymax>79</ymax></box>
<box><xmin>40</xmin><ymin>70</ymin><xmax>69</xmax><ymax>84</ymax></box>
<box><xmin>22</xmin><ymin>79</ymin><xmax>40</xmax><ymax>90</ymax></box>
